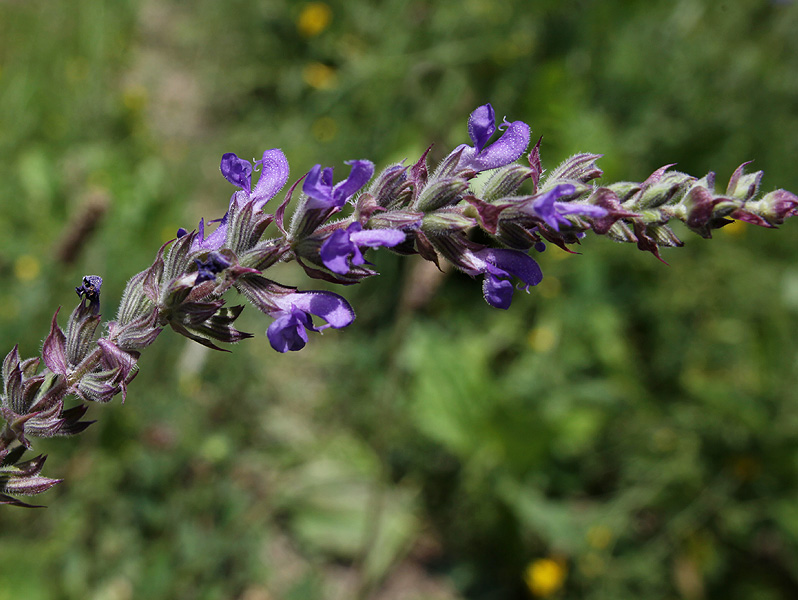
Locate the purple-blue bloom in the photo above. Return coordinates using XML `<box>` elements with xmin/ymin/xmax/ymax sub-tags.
<box><xmin>526</xmin><ymin>183</ymin><xmax>608</xmax><ymax>231</ymax></box>
<box><xmin>265</xmin><ymin>290</ymin><xmax>355</xmax><ymax>352</ymax></box>
<box><xmin>185</xmin><ymin>149</ymin><xmax>290</xmax><ymax>252</ymax></box>
<box><xmin>303</xmin><ymin>160</ymin><xmax>375</xmax><ymax>211</ymax></box>
<box><xmin>194</xmin><ymin>251</ymin><xmax>231</xmax><ymax>283</ymax></box>
<box><xmin>220</xmin><ymin>153</ymin><xmax>253</xmax><ymax>193</ymax></box>
<box><xmin>222</xmin><ymin>149</ymin><xmax>290</xmax><ymax>211</ymax></box>
<box><xmin>267</xmin><ymin>306</ymin><xmax>313</xmax><ymax>352</ymax></box>
<box><xmin>462</xmin><ymin>247</ymin><xmax>543</xmax><ymax>309</ymax></box>
<box><xmin>75</xmin><ymin>275</ymin><xmax>103</xmax><ymax>314</ymax></box>
<box><xmin>453</xmin><ymin>103</ymin><xmax>531</xmax><ymax>172</ymax></box>
<box><xmin>320</xmin><ymin>222</ymin><xmax>405</xmax><ymax>274</ymax></box>
<box><xmin>190</xmin><ymin>215</ymin><xmax>229</xmax><ymax>252</ymax></box>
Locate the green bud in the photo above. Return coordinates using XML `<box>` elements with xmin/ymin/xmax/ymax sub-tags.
<box><xmin>480</xmin><ymin>164</ymin><xmax>534</xmax><ymax>202</ymax></box>
<box><xmin>421</xmin><ymin>210</ymin><xmax>476</xmax><ymax>235</ymax></box>
<box><xmin>415</xmin><ymin>177</ymin><xmax>470</xmax><ymax>212</ymax></box>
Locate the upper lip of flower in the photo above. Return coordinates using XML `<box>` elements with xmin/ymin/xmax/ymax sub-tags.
<box><xmin>451</xmin><ymin>103</ymin><xmax>531</xmax><ymax>173</ymax></box>
<box><xmin>220</xmin><ymin>149</ymin><xmax>290</xmax><ymax>211</ymax></box>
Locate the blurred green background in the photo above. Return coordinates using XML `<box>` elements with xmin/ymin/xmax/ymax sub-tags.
<box><xmin>2</xmin><ymin>1</ymin><xmax>798</xmax><ymax>598</ymax></box>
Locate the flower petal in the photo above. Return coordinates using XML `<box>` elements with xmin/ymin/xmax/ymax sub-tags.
<box><xmin>349</xmin><ymin>227</ymin><xmax>406</xmax><ymax>248</ymax></box>
<box><xmin>191</xmin><ymin>213</ymin><xmax>229</xmax><ymax>251</ymax></box>
<box><xmin>332</xmin><ymin>160</ymin><xmax>374</xmax><ymax>205</ymax></box>
<box><xmin>220</xmin><ymin>153</ymin><xmax>253</xmax><ymax>193</ymax></box>
<box><xmin>529</xmin><ymin>183</ymin><xmax>577</xmax><ymax>230</ymax></box>
<box><xmin>483</xmin><ymin>274</ymin><xmax>514</xmax><ymax>309</ymax></box>
<box><xmin>251</xmin><ymin>149</ymin><xmax>290</xmax><ymax>210</ymax></box>
<box><xmin>474</xmin><ymin>247</ymin><xmax>543</xmax><ymax>289</ymax></box>
<box><xmin>555</xmin><ymin>203</ymin><xmax>608</xmax><ymax>218</ymax></box>
<box><xmin>468</xmin><ymin>104</ymin><xmax>496</xmax><ymax>154</ymax></box>
<box><xmin>303</xmin><ymin>164</ymin><xmax>336</xmax><ymax>209</ymax></box>
<box><xmin>284</xmin><ymin>291</ymin><xmax>356</xmax><ymax>330</ymax></box>
<box><xmin>319</xmin><ymin>228</ymin><xmax>355</xmax><ymax>274</ymax></box>
<box><xmin>467</xmin><ymin>119</ymin><xmax>530</xmax><ymax>172</ymax></box>
<box><xmin>267</xmin><ymin>307</ymin><xmax>311</xmax><ymax>352</ymax></box>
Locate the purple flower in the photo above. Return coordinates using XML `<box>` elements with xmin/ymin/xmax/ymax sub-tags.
<box><xmin>194</xmin><ymin>251</ymin><xmax>232</xmax><ymax>283</ymax></box>
<box><xmin>183</xmin><ymin>149</ymin><xmax>290</xmax><ymax>252</ymax></box>
<box><xmin>220</xmin><ymin>153</ymin><xmax>253</xmax><ymax>193</ymax></box>
<box><xmin>320</xmin><ymin>222</ymin><xmax>405</xmax><ymax>274</ymax></box>
<box><xmin>75</xmin><ymin>275</ymin><xmax>103</xmax><ymax>315</ymax></box>
<box><xmin>267</xmin><ymin>306</ymin><xmax>313</xmax><ymax>352</ymax></box>
<box><xmin>526</xmin><ymin>184</ymin><xmax>608</xmax><ymax>231</ymax></box>
<box><xmin>462</xmin><ymin>247</ymin><xmax>543</xmax><ymax>309</ymax></box>
<box><xmin>221</xmin><ymin>149</ymin><xmax>290</xmax><ymax>211</ymax></box>
<box><xmin>265</xmin><ymin>290</ymin><xmax>355</xmax><ymax>352</ymax></box>
<box><xmin>452</xmin><ymin>104</ymin><xmax>531</xmax><ymax>172</ymax></box>
<box><xmin>303</xmin><ymin>160</ymin><xmax>375</xmax><ymax>211</ymax></box>
<box><xmin>190</xmin><ymin>215</ymin><xmax>229</xmax><ymax>252</ymax></box>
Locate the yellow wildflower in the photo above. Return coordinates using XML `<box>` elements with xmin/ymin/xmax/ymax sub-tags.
<box><xmin>302</xmin><ymin>62</ymin><xmax>337</xmax><ymax>90</ymax></box>
<box><xmin>14</xmin><ymin>255</ymin><xmax>40</xmax><ymax>282</ymax></box>
<box><xmin>297</xmin><ymin>2</ymin><xmax>332</xmax><ymax>38</ymax></box>
<box><xmin>524</xmin><ymin>557</ymin><xmax>567</xmax><ymax>597</ymax></box>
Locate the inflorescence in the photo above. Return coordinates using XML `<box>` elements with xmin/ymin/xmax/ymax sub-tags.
<box><xmin>1</xmin><ymin>104</ymin><xmax>796</xmax><ymax>506</ymax></box>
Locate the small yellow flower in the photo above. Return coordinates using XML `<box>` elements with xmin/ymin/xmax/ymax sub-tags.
<box><xmin>297</xmin><ymin>2</ymin><xmax>332</xmax><ymax>38</ymax></box>
<box><xmin>302</xmin><ymin>62</ymin><xmax>337</xmax><ymax>90</ymax></box>
<box><xmin>14</xmin><ymin>255</ymin><xmax>40</xmax><ymax>282</ymax></box>
<box><xmin>524</xmin><ymin>557</ymin><xmax>567</xmax><ymax>597</ymax></box>
<box><xmin>528</xmin><ymin>325</ymin><xmax>557</xmax><ymax>353</ymax></box>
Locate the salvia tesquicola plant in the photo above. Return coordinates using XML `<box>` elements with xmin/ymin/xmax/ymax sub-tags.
<box><xmin>1</xmin><ymin>104</ymin><xmax>796</xmax><ymax>507</ymax></box>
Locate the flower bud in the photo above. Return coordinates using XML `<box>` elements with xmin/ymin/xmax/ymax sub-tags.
<box><xmin>755</xmin><ymin>189</ymin><xmax>798</xmax><ymax>225</ymax></box>
<box><xmin>367</xmin><ymin>164</ymin><xmax>413</xmax><ymax>209</ymax></box>
<box><xmin>528</xmin><ymin>136</ymin><xmax>543</xmax><ymax>192</ymax></box>
<box><xmin>66</xmin><ymin>291</ymin><xmax>102</xmax><ymax>367</ymax></box>
<box><xmin>726</xmin><ymin>162</ymin><xmax>763</xmax><ymax>201</ymax></box>
<box><xmin>415</xmin><ymin>177</ymin><xmax>470</xmax><ymax>212</ymax></box>
<box><xmin>545</xmin><ymin>153</ymin><xmax>603</xmax><ymax>185</ymax></box>
<box><xmin>632</xmin><ymin>175</ymin><xmax>693</xmax><ymax>210</ymax></box>
<box><xmin>421</xmin><ymin>210</ymin><xmax>476</xmax><ymax>235</ymax></box>
<box><xmin>480</xmin><ymin>164</ymin><xmax>535</xmax><ymax>202</ymax></box>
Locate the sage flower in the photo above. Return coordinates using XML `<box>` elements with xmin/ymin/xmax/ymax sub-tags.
<box><xmin>303</xmin><ymin>160</ymin><xmax>375</xmax><ymax>211</ymax></box>
<box><xmin>187</xmin><ymin>149</ymin><xmax>290</xmax><ymax>251</ymax></box>
<box><xmin>526</xmin><ymin>183</ymin><xmax>608</xmax><ymax>231</ymax></box>
<box><xmin>320</xmin><ymin>222</ymin><xmax>405</xmax><ymax>274</ymax></box>
<box><xmin>265</xmin><ymin>291</ymin><xmax>355</xmax><ymax>352</ymax></box>
<box><xmin>75</xmin><ymin>275</ymin><xmax>103</xmax><ymax>315</ymax></box>
<box><xmin>461</xmin><ymin>247</ymin><xmax>543</xmax><ymax>309</ymax></box>
<box><xmin>452</xmin><ymin>103</ymin><xmax>531</xmax><ymax>172</ymax></box>
<box><xmin>221</xmin><ymin>149</ymin><xmax>290</xmax><ymax>210</ymax></box>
